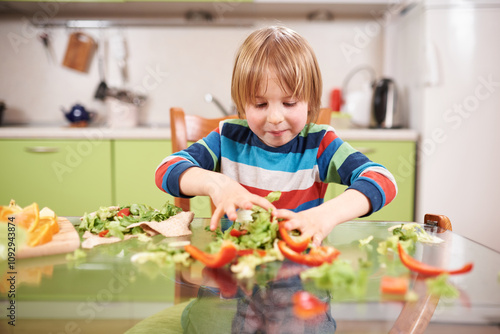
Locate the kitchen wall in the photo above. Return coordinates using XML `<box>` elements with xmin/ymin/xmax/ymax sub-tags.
<box><xmin>0</xmin><ymin>17</ymin><xmax>383</xmax><ymax>126</ymax></box>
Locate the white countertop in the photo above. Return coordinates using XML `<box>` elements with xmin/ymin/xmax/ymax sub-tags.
<box><xmin>0</xmin><ymin>125</ymin><xmax>419</xmax><ymax>141</ymax></box>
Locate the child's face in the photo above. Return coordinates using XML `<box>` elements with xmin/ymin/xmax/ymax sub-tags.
<box><xmin>245</xmin><ymin>70</ymin><xmax>308</xmax><ymax>148</ymax></box>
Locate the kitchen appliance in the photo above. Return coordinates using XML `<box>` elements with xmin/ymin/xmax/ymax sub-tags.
<box><xmin>0</xmin><ymin>101</ymin><xmax>5</xmax><ymax>126</ymax></box>
<box><xmin>61</xmin><ymin>103</ymin><xmax>96</xmax><ymax>126</ymax></box>
<box><xmin>341</xmin><ymin>66</ymin><xmax>376</xmax><ymax>128</ymax></box>
<box><xmin>106</xmin><ymin>89</ymin><xmax>146</xmax><ymax>128</ymax></box>
<box><xmin>370</xmin><ymin>78</ymin><xmax>401</xmax><ymax>128</ymax></box>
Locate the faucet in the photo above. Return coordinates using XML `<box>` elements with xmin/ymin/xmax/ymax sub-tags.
<box><xmin>205</xmin><ymin>93</ymin><xmax>231</xmax><ymax>116</ymax></box>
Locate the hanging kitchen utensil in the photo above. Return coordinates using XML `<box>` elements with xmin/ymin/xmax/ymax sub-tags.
<box><xmin>110</xmin><ymin>32</ymin><xmax>128</xmax><ymax>87</ymax></box>
<box><xmin>38</xmin><ymin>31</ymin><xmax>56</xmax><ymax>64</ymax></box>
<box><xmin>62</xmin><ymin>32</ymin><xmax>96</xmax><ymax>73</ymax></box>
<box><xmin>94</xmin><ymin>31</ymin><xmax>108</xmax><ymax>100</ymax></box>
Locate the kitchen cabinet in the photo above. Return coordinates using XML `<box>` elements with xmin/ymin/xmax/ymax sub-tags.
<box><xmin>324</xmin><ymin>140</ymin><xmax>416</xmax><ymax>221</ymax></box>
<box><xmin>113</xmin><ymin>140</ymin><xmax>173</xmax><ymax>209</ymax></box>
<box><xmin>0</xmin><ymin>136</ymin><xmax>415</xmax><ymax>221</ymax></box>
<box><xmin>0</xmin><ymin>139</ymin><xmax>113</xmax><ymax>216</ymax></box>
<box><xmin>112</xmin><ymin>140</ymin><xmax>212</xmax><ymax>218</ymax></box>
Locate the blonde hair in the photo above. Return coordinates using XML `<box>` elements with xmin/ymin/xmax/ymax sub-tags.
<box><xmin>231</xmin><ymin>26</ymin><xmax>323</xmax><ymax>123</ymax></box>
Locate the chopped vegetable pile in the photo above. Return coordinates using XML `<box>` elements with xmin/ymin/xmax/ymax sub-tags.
<box><xmin>78</xmin><ymin>201</ymin><xmax>182</xmax><ymax>239</ymax></box>
<box><xmin>124</xmin><ymin>194</ymin><xmax>473</xmax><ymax>306</ymax></box>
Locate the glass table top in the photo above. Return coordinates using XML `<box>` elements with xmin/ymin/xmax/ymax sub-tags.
<box><xmin>1</xmin><ymin>217</ymin><xmax>499</xmax><ymax>333</ymax></box>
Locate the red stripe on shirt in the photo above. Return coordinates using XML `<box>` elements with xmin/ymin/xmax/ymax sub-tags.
<box><xmin>155</xmin><ymin>157</ymin><xmax>186</xmax><ymax>192</ymax></box>
<box><xmin>317</xmin><ymin>130</ymin><xmax>338</xmax><ymax>158</ymax></box>
<box><xmin>362</xmin><ymin>171</ymin><xmax>397</xmax><ymax>205</ymax></box>
<box><xmin>242</xmin><ymin>182</ymin><xmax>328</xmax><ymax>210</ymax></box>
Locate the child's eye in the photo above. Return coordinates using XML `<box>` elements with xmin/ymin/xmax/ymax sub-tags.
<box><xmin>284</xmin><ymin>102</ymin><xmax>297</xmax><ymax>107</ymax></box>
<box><xmin>255</xmin><ymin>103</ymin><xmax>267</xmax><ymax>109</ymax></box>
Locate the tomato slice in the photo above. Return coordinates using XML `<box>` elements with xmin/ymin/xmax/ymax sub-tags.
<box><xmin>230</xmin><ymin>229</ymin><xmax>248</xmax><ymax>237</ymax></box>
<box><xmin>278</xmin><ymin>241</ymin><xmax>340</xmax><ymax>267</ymax></box>
<box><xmin>292</xmin><ymin>291</ymin><xmax>328</xmax><ymax>319</ymax></box>
<box><xmin>279</xmin><ymin>223</ymin><xmax>310</xmax><ymax>253</ymax></box>
<box><xmin>98</xmin><ymin>229</ymin><xmax>109</xmax><ymax>237</ymax></box>
<box><xmin>117</xmin><ymin>208</ymin><xmax>131</xmax><ymax>217</ymax></box>
<box><xmin>398</xmin><ymin>243</ymin><xmax>473</xmax><ymax>276</ymax></box>
<box><xmin>380</xmin><ymin>276</ymin><xmax>409</xmax><ymax>295</ymax></box>
<box><xmin>184</xmin><ymin>240</ymin><xmax>238</xmax><ymax>268</ymax></box>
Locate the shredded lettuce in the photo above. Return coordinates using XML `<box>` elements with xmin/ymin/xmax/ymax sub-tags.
<box><xmin>300</xmin><ymin>259</ymin><xmax>371</xmax><ymax>301</ymax></box>
<box><xmin>388</xmin><ymin>223</ymin><xmax>444</xmax><ymax>244</ymax></box>
<box><xmin>79</xmin><ymin>201</ymin><xmax>182</xmax><ymax>239</ymax></box>
<box><xmin>426</xmin><ymin>274</ymin><xmax>459</xmax><ymax>299</ymax></box>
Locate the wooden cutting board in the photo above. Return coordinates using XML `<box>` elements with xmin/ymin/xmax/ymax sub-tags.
<box><xmin>17</xmin><ymin>217</ymin><xmax>80</xmax><ymax>259</ymax></box>
<box><xmin>62</xmin><ymin>32</ymin><xmax>96</xmax><ymax>73</ymax></box>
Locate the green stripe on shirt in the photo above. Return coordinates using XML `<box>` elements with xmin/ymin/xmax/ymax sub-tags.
<box><xmin>325</xmin><ymin>141</ymin><xmax>357</xmax><ymax>183</ymax></box>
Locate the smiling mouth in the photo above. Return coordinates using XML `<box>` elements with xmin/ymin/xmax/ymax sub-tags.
<box><xmin>269</xmin><ymin>130</ymin><xmax>287</xmax><ymax>137</ymax></box>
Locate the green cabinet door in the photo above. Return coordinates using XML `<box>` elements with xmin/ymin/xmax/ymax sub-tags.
<box><xmin>113</xmin><ymin>140</ymin><xmax>174</xmax><ymax>209</ymax></box>
<box><xmin>0</xmin><ymin>139</ymin><xmax>113</xmax><ymax>216</ymax></box>
<box><xmin>113</xmin><ymin>140</ymin><xmax>213</xmax><ymax>217</ymax></box>
<box><xmin>324</xmin><ymin>140</ymin><xmax>416</xmax><ymax>222</ymax></box>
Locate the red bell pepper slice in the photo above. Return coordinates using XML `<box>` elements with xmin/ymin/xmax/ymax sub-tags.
<box><xmin>203</xmin><ymin>267</ymin><xmax>238</xmax><ymax>298</ymax></box>
<box><xmin>380</xmin><ymin>276</ymin><xmax>409</xmax><ymax>295</ymax></box>
<box><xmin>279</xmin><ymin>223</ymin><xmax>310</xmax><ymax>253</ymax></box>
<box><xmin>398</xmin><ymin>243</ymin><xmax>473</xmax><ymax>276</ymax></box>
<box><xmin>292</xmin><ymin>291</ymin><xmax>328</xmax><ymax>320</ymax></box>
<box><xmin>98</xmin><ymin>229</ymin><xmax>109</xmax><ymax>237</ymax></box>
<box><xmin>184</xmin><ymin>240</ymin><xmax>237</xmax><ymax>268</ymax></box>
<box><xmin>278</xmin><ymin>241</ymin><xmax>340</xmax><ymax>267</ymax></box>
<box><xmin>230</xmin><ymin>229</ymin><xmax>248</xmax><ymax>237</ymax></box>
<box><xmin>237</xmin><ymin>249</ymin><xmax>267</xmax><ymax>257</ymax></box>
<box><xmin>117</xmin><ymin>208</ymin><xmax>131</xmax><ymax>217</ymax></box>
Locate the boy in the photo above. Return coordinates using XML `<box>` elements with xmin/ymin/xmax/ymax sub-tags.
<box><xmin>156</xmin><ymin>26</ymin><xmax>397</xmax><ymax>246</ymax></box>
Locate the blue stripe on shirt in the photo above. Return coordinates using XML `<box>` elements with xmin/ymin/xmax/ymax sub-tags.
<box><xmin>221</xmin><ymin>138</ymin><xmax>320</xmax><ymax>172</ymax></box>
<box><xmin>338</xmin><ymin>152</ymin><xmax>373</xmax><ymax>185</ymax></box>
<box><xmin>317</xmin><ymin>136</ymin><xmax>345</xmax><ymax>181</ymax></box>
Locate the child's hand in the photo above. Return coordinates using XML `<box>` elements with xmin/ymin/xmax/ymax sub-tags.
<box><xmin>272</xmin><ymin>189</ymin><xmax>371</xmax><ymax>246</ymax></box>
<box><xmin>272</xmin><ymin>208</ymin><xmax>335</xmax><ymax>247</ymax></box>
<box><xmin>209</xmin><ymin>178</ymin><xmax>275</xmax><ymax>231</ymax></box>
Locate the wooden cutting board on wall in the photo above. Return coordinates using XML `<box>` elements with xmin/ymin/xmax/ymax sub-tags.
<box><xmin>17</xmin><ymin>217</ymin><xmax>80</xmax><ymax>259</ymax></box>
<box><xmin>62</xmin><ymin>32</ymin><xmax>96</xmax><ymax>73</ymax></box>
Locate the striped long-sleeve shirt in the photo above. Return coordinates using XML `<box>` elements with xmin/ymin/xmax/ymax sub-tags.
<box><xmin>156</xmin><ymin>119</ymin><xmax>397</xmax><ymax>214</ymax></box>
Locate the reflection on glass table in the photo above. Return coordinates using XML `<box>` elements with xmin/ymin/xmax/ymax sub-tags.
<box><xmin>0</xmin><ymin>217</ymin><xmax>499</xmax><ymax>334</ymax></box>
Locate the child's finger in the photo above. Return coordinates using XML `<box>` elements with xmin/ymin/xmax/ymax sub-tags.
<box><xmin>272</xmin><ymin>209</ymin><xmax>295</xmax><ymax>221</ymax></box>
<box><xmin>225</xmin><ymin>204</ymin><xmax>238</xmax><ymax>221</ymax></box>
<box><xmin>250</xmin><ymin>195</ymin><xmax>275</xmax><ymax>211</ymax></box>
<box><xmin>210</xmin><ymin>206</ymin><xmax>224</xmax><ymax>230</ymax></box>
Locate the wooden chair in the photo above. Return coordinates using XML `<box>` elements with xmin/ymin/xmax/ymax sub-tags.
<box><xmin>390</xmin><ymin>214</ymin><xmax>453</xmax><ymax>333</ymax></box>
<box><xmin>316</xmin><ymin>107</ymin><xmax>332</xmax><ymax>125</ymax></box>
<box><xmin>170</xmin><ymin>107</ymin><xmax>238</xmax><ymax>212</ymax></box>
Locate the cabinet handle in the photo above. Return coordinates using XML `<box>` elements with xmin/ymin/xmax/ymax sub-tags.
<box><xmin>25</xmin><ymin>146</ymin><xmax>60</xmax><ymax>153</ymax></box>
<box><xmin>354</xmin><ymin>147</ymin><xmax>376</xmax><ymax>155</ymax></box>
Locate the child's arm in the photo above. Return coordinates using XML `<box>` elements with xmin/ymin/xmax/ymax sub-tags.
<box><xmin>178</xmin><ymin>167</ymin><xmax>275</xmax><ymax>230</ymax></box>
<box><xmin>272</xmin><ymin>189</ymin><xmax>370</xmax><ymax>246</ymax></box>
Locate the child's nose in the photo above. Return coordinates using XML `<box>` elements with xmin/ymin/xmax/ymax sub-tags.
<box><xmin>267</xmin><ymin>105</ymin><xmax>285</xmax><ymax>124</ymax></box>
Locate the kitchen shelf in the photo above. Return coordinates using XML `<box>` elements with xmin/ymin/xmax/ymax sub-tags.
<box><xmin>0</xmin><ymin>0</ymin><xmax>410</xmax><ymax>26</ymax></box>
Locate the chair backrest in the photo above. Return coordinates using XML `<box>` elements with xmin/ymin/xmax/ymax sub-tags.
<box><xmin>316</xmin><ymin>108</ymin><xmax>332</xmax><ymax>125</ymax></box>
<box><xmin>170</xmin><ymin>107</ymin><xmax>238</xmax><ymax>211</ymax></box>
